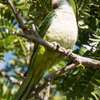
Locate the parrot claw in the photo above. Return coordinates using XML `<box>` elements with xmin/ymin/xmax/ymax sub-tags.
<box><xmin>52</xmin><ymin>41</ymin><xmax>60</xmax><ymax>50</ymax></box>
<box><xmin>67</xmin><ymin>49</ymin><xmax>72</xmax><ymax>57</ymax></box>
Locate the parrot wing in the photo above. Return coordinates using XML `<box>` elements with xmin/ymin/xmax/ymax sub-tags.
<box><xmin>14</xmin><ymin>11</ymin><xmax>56</xmax><ymax>100</ymax></box>
<box><xmin>28</xmin><ymin>10</ymin><xmax>56</xmax><ymax>71</ymax></box>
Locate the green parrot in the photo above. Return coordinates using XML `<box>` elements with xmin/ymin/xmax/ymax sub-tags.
<box><xmin>14</xmin><ymin>0</ymin><xmax>78</xmax><ymax>99</ymax></box>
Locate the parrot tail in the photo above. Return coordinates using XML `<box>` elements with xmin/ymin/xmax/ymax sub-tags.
<box><xmin>14</xmin><ymin>45</ymin><xmax>62</xmax><ymax>100</ymax></box>
<box><xmin>13</xmin><ymin>65</ymin><xmax>43</xmax><ymax>100</ymax></box>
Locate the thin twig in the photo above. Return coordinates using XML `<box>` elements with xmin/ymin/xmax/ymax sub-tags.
<box><xmin>29</xmin><ymin>83</ymin><xmax>46</xmax><ymax>98</ymax></box>
<box><xmin>45</xmin><ymin>63</ymin><xmax>77</xmax><ymax>80</ymax></box>
<box><xmin>35</xmin><ymin>94</ymin><xmax>44</xmax><ymax>100</ymax></box>
<box><xmin>31</xmin><ymin>24</ymin><xmax>39</xmax><ymax>37</ymax></box>
<box><xmin>0</xmin><ymin>71</ymin><xmax>22</xmax><ymax>85</ymax></box>
<box><xmin>8</xmin><ymin>0</ymin><xmax>31</xmax><ymax>34</ymax></box>
<box><xmin>29</xmin><ymin>93</ymin><xmax>44</xmax><ymax>100</ymax></box>
<box><xmin>44</xmin><ymin>79</ymin><xmax>51</xmax><ymax>100</ymax></box>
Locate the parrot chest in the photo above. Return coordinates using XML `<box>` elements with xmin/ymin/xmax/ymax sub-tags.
<box><xmin>45</xmin><ymin>11</ymin><xmax>78</xmax><ymax>50</ymax></box>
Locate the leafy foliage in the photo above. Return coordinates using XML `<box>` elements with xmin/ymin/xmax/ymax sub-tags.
<box><xmin>0</xmin><ymin>0</ymin><xmax>100</xmax><ymax>100</ymax></box>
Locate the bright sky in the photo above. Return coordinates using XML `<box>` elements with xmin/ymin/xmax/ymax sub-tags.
<box><xmin>0</xmin><ymin>51</ymin><xmax>15</xmax><ymax>72</ymax></box>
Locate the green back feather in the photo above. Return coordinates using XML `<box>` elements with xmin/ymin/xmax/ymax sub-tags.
<box><xmin>38</xmin><ymin>11</ymin><xmax>55</xmax><ymax>37</ymax></box>
<box><xmin>67</xmin><ymin>0</ymin><xmax>76</xmax><ymax>16</ymax></box>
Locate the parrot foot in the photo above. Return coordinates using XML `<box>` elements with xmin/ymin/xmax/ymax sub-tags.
<box><xmin>52</xmin><ymin>41</ymin><xmax>60</xmax><ymax>50</ymax></box>
<box><xmin>60</xmin><ymin>49</ymin><xmax>72</xmax><ymax>58</ymax></box>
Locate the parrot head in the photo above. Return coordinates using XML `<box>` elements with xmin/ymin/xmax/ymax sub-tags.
<box><xmin>52</xmin><ymin>0</ymin><xmax>76</xmax><ymax>15</ymax></box>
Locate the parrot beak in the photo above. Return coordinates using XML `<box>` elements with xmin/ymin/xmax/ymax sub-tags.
<box><xmin>52</xmin><ymin>0</ymin><xmax>58</xmax><ymax>9</ymax></box>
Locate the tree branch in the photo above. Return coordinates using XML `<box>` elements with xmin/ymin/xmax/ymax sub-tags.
<box><xmin>44</xmin><ymin>80</ymin><xmax>51</xmax><ymax>100</ymax></box>
<box><xmin>17</xmin><ymin>33</ymin><xmax>100</xmax><ymax>69</ymax></box>
<box><xmin>29</xmin><ymin>63</ymin><xmax>77</xmax><ymax>99</ymax></box>
<box><xmin>69</xmin><ymin>53</ymin><xmax>100</xmax><ymax>68</ymax></box>
<box><xmin>8</xmin><ymin>0</ymin><xmax>31</xmax><ymax>34</ymax></box>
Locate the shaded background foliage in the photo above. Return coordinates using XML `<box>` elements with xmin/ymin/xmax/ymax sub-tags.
<box><xmin>0</xmin><ymin>0</ymin><xmax>100</xmax><ymax>100</ymax></box>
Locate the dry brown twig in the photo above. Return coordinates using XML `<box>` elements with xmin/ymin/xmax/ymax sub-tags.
<box><xmin>0</xmin><ymin>71</ymin><xmax>22</xmax><ymax>85</ymax></box>
<box><xmin>6</xmin><ymin>0</ymin><xmax>100</xmax><ymax>99</ymax></box>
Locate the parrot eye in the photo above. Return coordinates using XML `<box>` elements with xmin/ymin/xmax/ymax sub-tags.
<box><xmin>52</xmin><ymin>0</ymin><xmax>58</xmax><ymax>9</ymax></box>
<box><xmin>53</xmin><ymin>3</ymin><xmax>58</xmax><ymax>9</ymax></box>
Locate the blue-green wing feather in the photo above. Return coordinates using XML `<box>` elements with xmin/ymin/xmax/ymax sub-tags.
<box><xmin>28</xmin><ymin>11</ymin><xmax>55</xmax><ymax>71</ymax></box>
<box><xmin>38</xmin><ymin>11</ymin><xmax>55</xmax><ymax>37</ymax></box>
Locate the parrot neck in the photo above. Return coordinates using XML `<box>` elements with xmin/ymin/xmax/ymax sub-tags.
<box><xmin>54</xmin><ymin>3</ymin><xmax>74</xmax><ymax>14</ymax></box>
